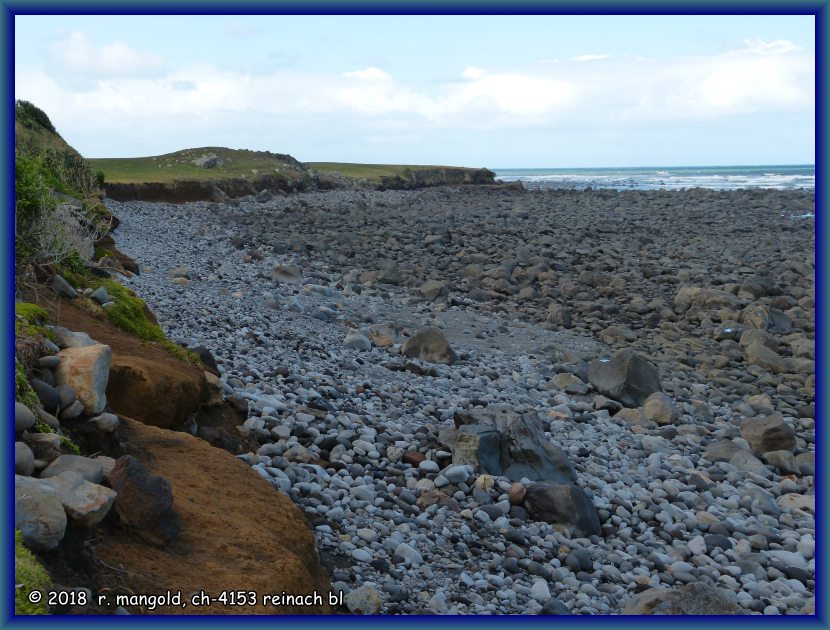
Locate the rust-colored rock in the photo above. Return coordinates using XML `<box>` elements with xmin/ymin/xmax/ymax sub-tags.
<box><xmin>403</xmin><ymin>451</ymin><xmax>426</xmax><ymax>466</ymax></box>
<box><xmin>508</xmin><ymin>482</ymin><xmax>527</xmax><ymax>505</ymax></box>
<box><xmin>107</xmin><ymin>356</ymin><xmax>207</xmax><ymax>430</ymax></box>
<box><xmin>54</xmin><ymin>344</ymin><xmax>112</xmax><ymax>415</ymax></box>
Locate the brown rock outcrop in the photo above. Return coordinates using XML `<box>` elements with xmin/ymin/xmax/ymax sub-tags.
<box><xmin>107</xmin><ymin>356</ymin><xmax>207</xmax><ymax>430</ymax></box>
<box><xmin>96</xmin><ymin>417</ymin><xmax>331</xmax><ymax>614</ymax></box>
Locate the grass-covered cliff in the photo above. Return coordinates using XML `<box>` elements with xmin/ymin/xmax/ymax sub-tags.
<box><xmin>89</xmin><ymin>150</ymin><xmax>496</xmax><ymax>202</ymax></box>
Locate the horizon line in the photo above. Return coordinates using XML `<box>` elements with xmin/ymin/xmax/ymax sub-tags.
<box><xmin>492</xmin><ymin>163</ymin><xmax>816</xmax><ymax>170</ymax></box>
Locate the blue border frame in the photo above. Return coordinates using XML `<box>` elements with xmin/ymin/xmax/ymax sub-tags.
<box><xmin>3</xmin><ymin>2</ymin><xmax>825</xmax><ymax>629</ymax></box>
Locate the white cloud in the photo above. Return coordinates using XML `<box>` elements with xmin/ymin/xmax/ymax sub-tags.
<box><xmin>743</xmin><ymin>37</ymin><xmax>802</xmax><ymax>55</ymax></box>
<box><xmin>660</xmin><ymin>38</ymin><xmax>813</xmax><ymax>117</ymax></box>
<box><xmin>342</xmin><ymin>67</ymin><xmax>391</xmax><ymax>81</ymax></box>
<box><xmin>14</xmin><ymin>33</ymin><xmax>813</xmax><ymax>157</ymax></box>
<box><xmin>49</xmin><ymin>31</ymin><xmax>164</xmax><ymax>78</ymax></box>
<box><xmin>571</xmin><ymin>54</ymin><xmax>611</xmax><ymax>62</ymax></box>
<box><xmin>225</xmin><ymin>19</ymin><xmax>264</xmax><ymax>38</ymax></box>
<box><xmin>462</xmin><ymin>66</ymin><xmax>487</xmax><ymax>80</ymax></box>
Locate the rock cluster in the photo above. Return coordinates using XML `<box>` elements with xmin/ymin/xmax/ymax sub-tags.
<box><xmin>105</xmin><ymin>186</ymin><xmax>814</xmax><ymax>615</ymax></box>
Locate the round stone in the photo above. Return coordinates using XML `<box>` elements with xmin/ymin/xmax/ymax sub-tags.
<box><xmin>508</xmin><ymin>483</ymin><xmax>527</xmax><ymax>505</ymax></box>
<box><xmin>418</xmin><ymin>460</ymin><xmax>440</xmax><ymax>474</ymax></box>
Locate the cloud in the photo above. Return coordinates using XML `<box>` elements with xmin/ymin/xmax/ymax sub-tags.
<box><xmin>743</xmin><ymin>37</ymin><xmax>802</xmax><ymax>55</ymax></box>
<box><xmin>225</xmin><ymin>19</ymin><xmax>264</xmax><ymax>38</ymax></box>
<box><xmin>14</xmin><ymin>35</ymin><xmax>813</xmax><ymax>157</ymax></box>
<box><xmin>571</xmin><ymin>54</ymin><xmax>611</xmax><ymax>62</ymax></box>
<box><xmin>462</xmin><ymin>66</ymin><xmax>487</xmax><ymax>79</ymax></box>
<box><xmin>659</xmin><ymin>38</ymin><xmax>813</xmax><ymax>117</ymax></box>
<box><xmin>49</xmin><ymin>31</ymin><xmax>164</xmax><ymax>79</ymax></box>
<box><xmin>342</xmin><ymin>67</ymin><xmax>392</xmax><ymax>81</ymax></box>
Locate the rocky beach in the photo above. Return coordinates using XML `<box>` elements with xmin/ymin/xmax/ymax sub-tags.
<box><xmin>89</xmin><ymin>184</ymin><xmax>815</xmax><ymax>615</ymax></box>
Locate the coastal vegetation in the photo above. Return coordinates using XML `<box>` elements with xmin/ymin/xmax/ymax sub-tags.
<box><xmin>308</xmin><ymin>161</ymin><xmax>482</xmax><ymax>182</ymax></box>
<box><xmin>88</xmin><ymin>147</ymin><xmax>306</xmax><ymax>184</ymax></box>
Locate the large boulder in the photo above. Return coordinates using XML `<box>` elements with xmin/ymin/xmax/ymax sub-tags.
<box><xmin>745</xmin><ymin>343</ymin><xmax>788</xmax><ymax>374</ymax></box>
<box><xmin>451</xmin><ymin>406</ymin><xmax>576</xmax><ymax>483</ymax></box>
<box><xmin>674</xmin><ymin>286</ymin><xmax>738</xmax><ymax>313</ymax></box>
<box><xmin>402</xmin><ymin>327</ymin><xmax>458</xmax><ymax>365</ymax></box>
<box><xmin>40</xmin><ymin>471</ymin><xmax>117</xmax><ymax>528</ymax></box>
<box><xmin>622</xmin><ymin>582</ymin><xmax>744</xmax><ymax>615</ymax></box>
<box><xmin>15</xmin><ymin>402</ymin><xmax>36</xmax><ymax>433</ymax></box>
<box><xmin>523</xmin><ymin>482</ymin><xmax>601</xmax><ymax>537</ymax></box>
<box><xmin>642</xmin><ymin>392</ymin><xmax>678</xmax><ymax>425</ymax></box>
<box><xmin>15</xmin><ymin>442</ymin><xmax>35</xmax><ymax>476</ymax></box>
<box><xmin>587</xmin><ymin>349</ymin><xmax>662</xmax><ymax>407</ymax></box>
<box><xmin>40</xmin><ymin>454</ymin><xmax>104</xmax><ymax>484</ymax></box>
<box><xmin>15</xmin><ymin>475</ymin><xmax>67</xmax><ymax>551</ymax></box>
<box><xmin>50</xmin><ymin>274</ymin><xmax>77</xmax><ymax>299</ymax></box>
<box><xmin>270</xmin><ymin>264</ymin><xmax>302</xmax><ymax>285</ymax></box>
<box><xmin>30</xmin><ymin>380</ymin><xmax>62</xmax><ymax>415</ymax></box>
<box><xmin>702</xmin><ymin>439</ymin><xmax>746</xmax><ymax>463</ymax></box>
<box><xmin>418</xmin><ymin>280</ymin><xmax>448</xmax><ymax>301</ymax></box>
<box><xmin>741</xmin><ymin>414</ymin><xmax>796</xmax><ymax>454</ymax></box>
<box><xmin>54</xmin><ymin>344</ymin><xmax>112</xmax><ymax>415</ymax></box>
<box><xmin>20</xmin><ymin>432</ymin><xmax>62</xmax><ymax>463</ymax></box>
<box><xmin>107</xmin><ymin>355</ymin><xmax>206</xmax><ymax>430</ymax></box>
<box><xmin>108</xmin><ymin>455</ymin><xmax>181</xmax><ymax>546</ymax></box>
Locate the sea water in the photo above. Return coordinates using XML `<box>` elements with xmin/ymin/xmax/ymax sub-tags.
<box><xmin>494</xmin><ymin>164</ymin><xmax>815</xmax><ymax>191</ymax></box>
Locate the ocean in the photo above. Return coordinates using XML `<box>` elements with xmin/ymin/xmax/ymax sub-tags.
<box><xmin>493</xmin><ymin>164</ymin><xmax>815</xmax><ymax>191</ymax></box>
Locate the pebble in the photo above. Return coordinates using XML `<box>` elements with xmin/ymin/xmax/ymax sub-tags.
<box><xmin>106</xmin><ymin>187</ymin><xmax>815</xmax><ymax>616</ymax></box>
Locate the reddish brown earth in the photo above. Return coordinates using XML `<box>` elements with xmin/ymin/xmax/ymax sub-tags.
<box><xmin>34</xmin><ymin>292</ymin><xmax>332</xmax><ymax>615</ymax></box>
<box><xmin>95</xmin><ymin>417</ymin><xmax>331</xmax><ymax>615</ymax></box>
<box><xmin>38</xmin><ymin>294</ymin><xmax>207</xmax><ymax>430</ymax></box>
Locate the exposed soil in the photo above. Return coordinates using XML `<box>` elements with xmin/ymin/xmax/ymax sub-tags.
<box><xmin>91</xmin><ymin>416</ymin><xmax>332</xmax><ymax>615</ymax></box>
<box><xmin>31</xmin><ymin>292</ymin><xmax>332</xmax><ymax>615</ymax></box>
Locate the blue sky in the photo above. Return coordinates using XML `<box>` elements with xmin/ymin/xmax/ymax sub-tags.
<box><xmin>15</xmin><ymin>14</ymin><xmax>815</xmax><ymax>167</ymax></box>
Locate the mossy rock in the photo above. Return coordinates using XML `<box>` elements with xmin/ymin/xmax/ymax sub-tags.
<box><xmin>15</xmin><ymin>359</ymin><xmax>41</xmax><ymax>412</ymax></box>
<box><xmin>15</xmin><ymin>302</ymin><xmax>49</xmax><ymax>325</ymax></box>
<box><xmin>15</xmin><ymin>530</ymin><xmax>52</xmax><ymax>615</ymax></box>
<box><xmin>15</xmin><ymin>302</ymin><xmax>55</xmax><ymax>343</ymax></box>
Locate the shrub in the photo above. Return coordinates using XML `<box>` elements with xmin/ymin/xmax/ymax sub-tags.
<box><xmin>94</xmin><ymin>170</ymin><xmax>106</xmax><ymax>188</ymax></box>
<box><xmin>15</xmin><ymin>100</ymin><xmax>57</xmax><ymax>134</ymax></box>
<box><xmin>15</xmin><ymin>154</ymin><xmax>109</xmax><ymax>271</ymax></box>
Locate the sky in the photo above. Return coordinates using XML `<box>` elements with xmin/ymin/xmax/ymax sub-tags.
<box><xmin>14</xmin><ymin>14</ymin><xmax>815</xmax><ymax>168</ymax></box>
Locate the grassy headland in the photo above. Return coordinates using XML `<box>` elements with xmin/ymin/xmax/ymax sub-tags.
<box><xmin>308</xmin><ymin>161</ymin><xmax>487</xmax><ymax>183</ymax></box>
<box><xmin>89</xmin><ymin>148</ymin><xmax>495</xmax><ymax>196</ymax></box>
<box><xmin>89</xmin><ymin>147</ymin><xmax>305</xmax><ymax>184</ymax></box>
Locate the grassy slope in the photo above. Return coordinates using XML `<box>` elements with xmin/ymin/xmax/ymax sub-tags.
<box><xmin>89</xmin><ymin>147</ymin><xmax>305</xmax><ymax>184</ymax></box>
<box><xmin>90</xmin><ymin>146</ymin><xmax>486</xmax><ymax>185</ymax></box>
<box><xmin>308</xmin><ymin>161</ymin><xmax>484</xmax><ymax>182</ymax></box>
<box><xmin>15</xmin><ymin>120</ymin><xmax>81</xmax><ymax>158</ymax></box>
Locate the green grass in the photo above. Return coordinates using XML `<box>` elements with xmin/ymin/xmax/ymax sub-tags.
<box><xmin>15</xmin><ymin>359</ymin><xmax>40</xmax><ymax>412</ymax></box>
<box><xmin>90</xmin><ymin>148</ymin><xmax>488</xmax><ymax>186</ymax></box>
<box><xmin>15</xmin><ymin>531</ymin><xmax>52</xmax><ymax>615</ymax></box>
<box><xmin>14</xmin><ymin>302</ymin><xmax>55</xmax><ymax>345</ymax></box>
<box><xmin>308</xmin><ymin>162</ymin><xmax>481</xmax><ymax>182</ymax></box>
<box><xmin>54</xmin><ymin>268</ymin><xmax>202</xmax><ymax>367</ymax></box>
<box><xmin>89</xmin><ymin>147</ymin><xmax>305</xmax><ymax>184</ymax></box>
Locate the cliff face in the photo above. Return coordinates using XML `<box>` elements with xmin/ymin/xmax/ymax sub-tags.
<box><xmin>104</xmin><ymin>173</ymin><xmax>316</xmax><ymax>203</ymax></box>
<box><xmin>104</xmin><ymin>167</ymin><xmax>497</xmax><ymax>202</ymax></box>
<box><xmin>378</xmin><ymin>167</ymin><xmax>496</xmax><ymax>190</ymax></box>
